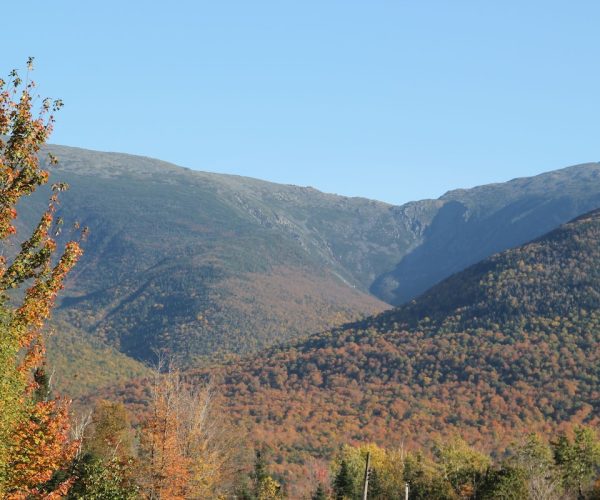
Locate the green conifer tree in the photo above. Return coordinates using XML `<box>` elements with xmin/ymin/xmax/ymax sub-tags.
<box><xmin>250</xmin><ymin>448</ymin><xmax>282</xmax><ymax>499</ymax></box>
<box><xmin>553</xmin><ymin>427</ymin><xmax>600</xmax><ymax>498</ymax></box>
<box><xmin>367</xmin><ymin>467</ymin><xmax>383</xmax><ymax>499</ymax></box>
<box><xmin>312</xmin><ymin>482</ymin><xmax>327</xmax><ymax>500</ymax></box>
<box><xmin>333</xmin><ymin>459</ymin><xmax>354</xmax><ymax>500</ymax></box>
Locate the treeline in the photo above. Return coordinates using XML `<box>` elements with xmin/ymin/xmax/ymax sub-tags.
<box><xmin>323</xmin><ymin>435</ymin><xmax>600</xmax><ymax>500</ymax></box>
<box><xmin>37</xmin><ymin>405</ymin><xmax>600</xmax><ymax>500</ymax></box>
<box><xmin>39</xmin><ymin>364</ymin><xmax>241</xmax><ymax>499</ymax></box>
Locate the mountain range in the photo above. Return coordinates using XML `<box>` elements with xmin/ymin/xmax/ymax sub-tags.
<box><xmin>18</xmin><ymin>145</ymin><xmax>600</xmax><ymax>374</ymax></box>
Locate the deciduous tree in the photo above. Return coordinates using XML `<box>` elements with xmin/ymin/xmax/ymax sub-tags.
<box><xmin>138</xmin><ymin>360</ymin><xmax>236</xmax><ymax>499</ymax></box>
<box><xmin>512</xmin><ymin>433</ymin><xmax>561</xmax><ymax>500</ymax></box>
<box><xmin>0</xmin><ymin>59</ymin><xmax>83</xmax><ymax>498</ymax></box>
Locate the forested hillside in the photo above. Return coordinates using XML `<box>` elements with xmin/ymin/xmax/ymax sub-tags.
<box><xmin>28</xmin><ymin>145</ymin><xmax>394</xmax><ymax>364</ymax></box>
<box><xmin>19</xmin><ymin>144</ymin><xmax>600</xmax><ymax>367</ymax></box>
<box><xmin>204</xmin><ymin>209</ymin><xmax>600</xmax><ymax>484</ymax></box>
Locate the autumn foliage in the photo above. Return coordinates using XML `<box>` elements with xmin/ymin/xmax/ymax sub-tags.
<box><xmin>0</xmin><ymin>59</ymin><xmax>83</xmax><ymax>497</ymax></box>
<box><xmin>183</xmin><ymin>209</ymin><xmax>600</xmax><ymax>489</ymax></box>
<box><xmin>138</xmin><ymin>362</ymin><xmax>236</xmax><ymax>499</ymax></box>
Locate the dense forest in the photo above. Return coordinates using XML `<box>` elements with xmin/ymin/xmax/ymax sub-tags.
<box><xmin>192</xmin><ymin>209</ymin><xmax>600</xmax><ymax>489</ymax></box>
<box><xmin>22</xmin><ymin>392</ymin><xmax>600</xmax><ymax>499</ymax></box>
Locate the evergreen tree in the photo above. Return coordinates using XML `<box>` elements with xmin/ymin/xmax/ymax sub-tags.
<box><xmin>251</xmin><ymin>449</ymin><xmax>282</xmax><ymax>499</ymax></box>
<box><xmin>312</xmin><ymin>482</ymin><xmax>327</xmax><ymax>500</ymax></box>
<box><xmin>252</xmin><ymin>449</ymin><xmax>270</xmax><ymax>489</ymax></box>
<box><xmin>479</xmin><ymin>464</ymin><xmax>528</xmax><ymax>500</ymax></box>
<box><xmin>367</xmin><ymin>467</ymin><xmax>383</xmax><ymax>499</ymax></box>
<box><xmin>333</xmin><ymin>459</ymin><xmax>354</xmax><ymax>500</ymax></box>
<box><xmin>553</xmin><ymin>427</ymin><xmax>600</xmax><ymax>498</ymax></box>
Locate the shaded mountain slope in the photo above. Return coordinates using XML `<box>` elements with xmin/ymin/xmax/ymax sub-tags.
<box><xmin>205</xmin><ymin>210</ymin><xmax>600</xmax><ymax>482</ymax></box>
<box><xmin>45</xmin><ymin>319</ymin><xmax>151</xmax><ymax>398</ymax></box>
<box><xmin>372</xmin><ymin>163</ymin><xmax>600</xmax><ymax>303</ymax></box>
<box><xmin>27</xmin><ymin>145</ymin><xmax>396</xmax><ymax>364</ymax></box>
<box><xmin>375</xmin><ymin>207</ymin><xmax>600</xmax><ymax>330</ymax></box>
<box><xmin>19</xmin><ymin>144</ymin><xmax>600</xmax><ymax>365</ymax></box>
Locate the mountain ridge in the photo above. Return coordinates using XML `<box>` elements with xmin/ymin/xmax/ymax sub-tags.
<box><xmin>19</xmin><ymin>144</ymin><xmax>600</xmax><ymax>366</ymax></box>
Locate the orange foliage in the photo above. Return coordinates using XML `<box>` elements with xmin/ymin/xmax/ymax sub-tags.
<box><xmin>0</xmin><ymin>60</ymin><xmax>84</xmax><ymax>496</ymax></box>
<box><xmin>5</xmin><ymin>401</ymin><xmax>76</xmax><ymax>499</ymax></box>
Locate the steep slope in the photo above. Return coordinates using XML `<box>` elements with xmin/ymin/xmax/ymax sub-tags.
<box><xmin>372</xmin><ymin>163</ymin><xmax>600</xmax><ymax>303</ymax></box>
<box><xmin>21</xmin><ymin>144</ymin><xmax>600</xmax><ymax>365</ymax></box>
<box><xmin>25</xmin><ymin>146</ymin><xmax>397</xmax><ymax>364</ymax></box>
<box><xmin>209</xmin><ymin>210</ymin><xmax>600</xmax><ymax>482</ymax></box>
<box><xmin>45</xmin><ymin>319</ymin><xmax>151</xmax><ymax>398</ymax></box>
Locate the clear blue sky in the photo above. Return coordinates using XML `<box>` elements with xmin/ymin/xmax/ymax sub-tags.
<box><xmin>3</xmin><ymin>1</ymin><xmax>599</xmax><ymax>204</ymax></box>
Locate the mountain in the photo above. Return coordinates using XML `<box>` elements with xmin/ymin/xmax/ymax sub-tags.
<box><xmin>26</xmin><ymin>145</ymin><xmax>393</xmax><ymax>364</ymax></box>
<box><xmin>206</xmin><ymin>209</ymin><xmax>600</xmax><ymax>483</ymax></box>
<box><xmin>20</xmin><ymin>144</ymin><xmax>600</xmax><ymax>365</ymax></box>
<box><xmin>372</xmin><ymin>163</ymin><xmax>600</xmax><ymax>303</ymax></box>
